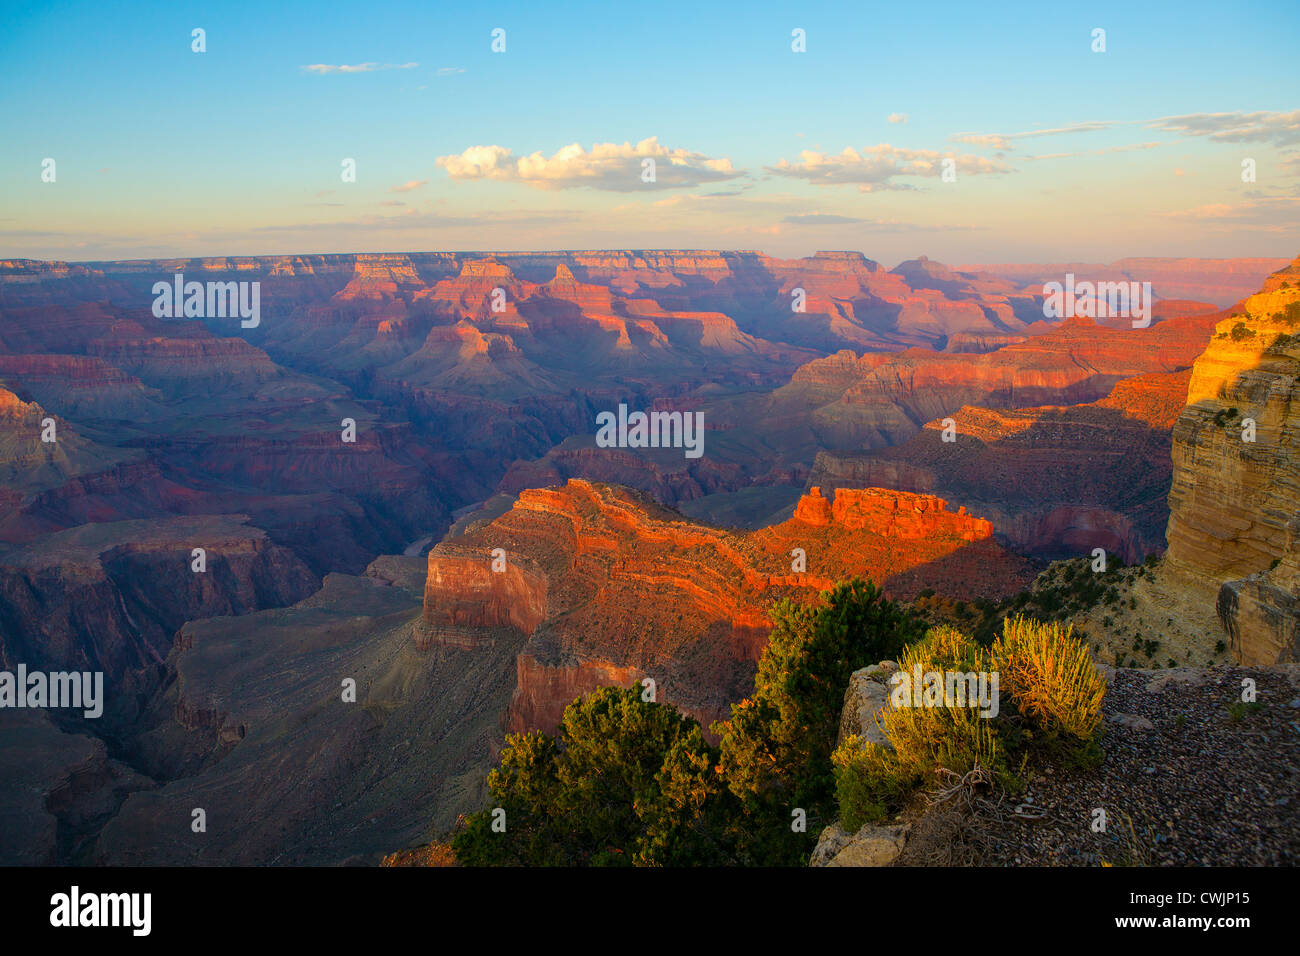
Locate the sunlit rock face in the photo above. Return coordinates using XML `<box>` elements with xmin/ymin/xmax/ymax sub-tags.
<box><xmin>1162</xmin><ymin>258</ymin><xmax>1300</xmax><ymax>664</ymax></box>
<box><xmin>421</xmin><ymin>479</ymin><xmax>1035</xmax><ymax>734</ymax></box>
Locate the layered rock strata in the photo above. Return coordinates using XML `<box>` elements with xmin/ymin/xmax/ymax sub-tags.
<box><xmin>421</xmin><ymin>479</ymin><xmax>1035</xmax><ymax>733</ymax></box>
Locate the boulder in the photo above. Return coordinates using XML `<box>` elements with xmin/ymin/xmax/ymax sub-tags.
<box><xmin>837</xmin><ymin>661</ymin><xmax>898</xmax><ymax>749</ymax></box>
<box><xmin>810</xmin><ymin>822</ymin><xmax>909</xmax><ymax>867</ymax></box>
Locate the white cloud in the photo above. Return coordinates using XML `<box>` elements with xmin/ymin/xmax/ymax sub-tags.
<box><xmin>765</xmin><ymin>144</ymin><xmax>1010</xmax><ymax>190</ymax></box>
<box><xmin>389</xmin><ymin>179</ymin><xmax>429</xmax><ymax>193</ymax></box>
<box><xmin>888</xmin><ymin>113</ymin><xmax>908</xmax><ymax>125</ymax></box>
<box><xmin>301</xmin><ymin>62</ymin><xmax>418</xmax><ymax>74</ymax></box>
<box><xmin>436</xmin><ymin>137</ymin><xmax>742</xmax><ymax>191</ymax></box>
<box><xmin>951</xmin><ymin>121</ymin><xmax>1117</xmax><ymax>151</ymax></box>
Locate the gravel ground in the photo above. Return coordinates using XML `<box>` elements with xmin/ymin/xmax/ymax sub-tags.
<box><xmin>984</xmin><ymin>665</ymin><xmax>1300</xmax><ymax>866</ymax></box>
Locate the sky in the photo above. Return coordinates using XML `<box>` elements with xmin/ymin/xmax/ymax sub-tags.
<box><xmin>1</xmin><ymin>0</ymin><xmax>1298</xmax><ymax>264</ymax></box>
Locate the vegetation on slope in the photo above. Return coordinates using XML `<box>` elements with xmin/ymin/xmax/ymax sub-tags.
<box><xmin>451</xmin><ymin>577</ymin><xmax>923</xmax><ymax>866</ymax></box>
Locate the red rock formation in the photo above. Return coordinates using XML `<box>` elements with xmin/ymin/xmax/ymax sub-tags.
<box><xmin>755</xmin><ymin>310</ymin><xmax>1220</xmax><ymax>458</ymax></box>
<box><xmin>421</xmin><ymin>550</ymin><xmax>547</xmax><ymax>648</ymax></box>
<box><xmin>332</xmin><ymin>253</ymin><xmax>427</xmax><ymax>302</ymax></box>
<box><xmin>508</xmin><ymin>654</ymin><xmax>649</xmax><ymax>735</ymax></box>
<box><xmin>420</xmin><ymin>479</ymin><xmax>1034</xmax><ymax>734</ymax></box>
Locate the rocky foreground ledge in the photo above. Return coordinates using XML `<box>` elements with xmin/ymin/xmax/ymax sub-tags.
<box><xmin>813</xmin><ymin>663</ymin><xmax>1300</xmax><ymax>866</ymax></box>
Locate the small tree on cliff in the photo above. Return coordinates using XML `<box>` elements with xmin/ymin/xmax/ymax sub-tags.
<box><xmin>452</xmin><ymin>684</ymin><xmax>739</xmax><ymax>866</ymax></box>
<box><xmin>715</xmin><ymin>577</ymin><xmax>924</xmax><ymax>865</ymax></box>
<box><xmin>450</xmin><ymin>729</ymin><xmax>567</xmax><ymax>866</ymax></box>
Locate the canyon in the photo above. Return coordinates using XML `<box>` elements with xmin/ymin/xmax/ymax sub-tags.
<box><xmin>809</xmin><ymin>367</ymin><xmax>1194</xmax><ymax>563</ymax></box>
<box><xmin>0</xmin><ymin>250</ymin><xmax>1290</xmax><ymax>864</ymax></box>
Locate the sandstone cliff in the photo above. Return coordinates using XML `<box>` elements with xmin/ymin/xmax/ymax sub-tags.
<box><xmin>1160</xmin><ymin>258</ymin><xmax>1300</xmax><ymax>663</ymax></box>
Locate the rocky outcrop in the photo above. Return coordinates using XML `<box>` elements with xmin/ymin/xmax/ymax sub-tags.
<box><xmin>1218</xmin><ymin>523</ymin><xmax>1300</xmax><ymax>665</ymax></box>
<box><xmin>793</xmin><ymin>486</ymin><xmax>993</xmax><ymax>541</ymax></box>
<box><xmin>1154</xmin><ymin>259</ymin><xmax>1300</xmax><ymax>664</ymax></box>
<box><xmin>421</xmin><ymin>548</ymin><xmax>547</xmax><ymax>647</ymax></box>
<box><xmin>836</xmin><ymin>661</ymin><xmax>898</xmax><ymax>749</ymax></box>
<box><xmin>809</xmin><ymin>659</ymin><xmax>911</xmax><ymax>867</ymax></box>
<box><xmin>0</xmin><ymin>516</ymin><xmax>320</xmax><ymax>696</ymax></box>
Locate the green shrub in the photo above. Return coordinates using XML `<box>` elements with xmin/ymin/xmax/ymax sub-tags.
<box><xmin>832</xmin><ymin>626</ymin><xmax>1007</xmax><ymax>825</ymax></box>
<box><xmin>884</xmin><ymin>628</ymin><xmax>1004</xmax><ymax>776</ymax></box>
<box><xmin>452</xmin><ymin>685</ymin><xmax>739</xmax><ymax>867</ymax></box>
<box><xmin>1227</xmin><ymin>701</ymin><xmax>1263</xmax><ymax>723</ymax></box>
<box><xmin>716</xmin><ymin>577</ymin><xmax>924</xmax><ymax>864</ymax></box>
<box><xmin>833</xmin><ymin>616</ymin><xmax>1109</xmax><ymax>830</ymax></box>
<box><xmin>831</xmin><ymin>736</ymin><xmax>914</xmax><ymax>830</ymax></box>
<box><xmin>993</xmin><ymin>615</ymin><xmax>1106</xmax><ymax>744</ymax></box>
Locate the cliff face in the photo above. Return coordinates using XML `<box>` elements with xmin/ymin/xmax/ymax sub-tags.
<box><xmin>75</xmin><ymin>556</ymin><xmax>528</xmax><ymax>865</ymax></box>
<box><xmin>0</xmin><ymin>516</ymin><xmax>320</xmax><ymax>695</ymax></box>
<box><xmin>767</xmin><ymin>311</ymin><xmax>1218</xmax><ymax>456</ymax></box>
<box><xmin>420</xmin><ymin>480</ymin><xmax>1035</xmax><ymax>734</ymax></box>
<box><xmin>1162</xmin><ymin>259</ymin><xmax>1300</xmax><ymax>664</ymax></box>
<box><xmin>421</xmin><ymin>550</ymin><xmax>548</xmax><ymax>647</ymax></box>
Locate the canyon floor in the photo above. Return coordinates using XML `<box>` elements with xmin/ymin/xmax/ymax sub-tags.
<box><xmin>3</xmin><ymin>556</ymin><xmax>526</xmax><ymax>865</ymax></box>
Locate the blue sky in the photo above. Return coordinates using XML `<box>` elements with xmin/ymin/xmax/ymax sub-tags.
<box><xmin>2</xmin><ymin>0</ymin><xmax>1297</xmax><ymax>262</ymax></box>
